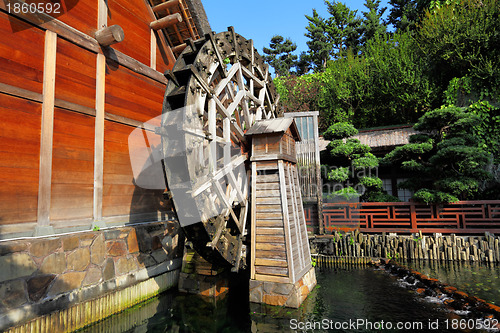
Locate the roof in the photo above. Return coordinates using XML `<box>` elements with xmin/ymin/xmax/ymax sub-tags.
<box><xmin>353</xmin><ymin>126</ymin><xmax>417</xmax><ymax>149</ymax></box>
<box><xmin>245</xmin><ymin>118</ymin><xmax>301</xmax><ymax>141</ymax></box>
<box><xmin>320</xmin><ymin>126</ymin><xmax>418</xmax><ymax>152</ymax></box>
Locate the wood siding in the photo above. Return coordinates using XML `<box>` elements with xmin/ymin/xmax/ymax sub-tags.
<box><xmin>50</xmin><ymin>108</ymin><xmax>94</xmax><ymax>221</ymax></box>
<box><xmin>0</xmin><ymin>94</ymin><xmax>41</xmax><ymax>225</ymax></box>
<box><xmin>0</xmin><ymin>13</ymin><xmax>45</xmax><ymax>94</ymax></box>
<box><xmin>0</xmin><ymin>0</ymin><xmax>188</xmax><ymax>237</ymax></box>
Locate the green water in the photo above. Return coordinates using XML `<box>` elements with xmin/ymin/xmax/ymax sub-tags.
<box><xmin>81</xmin><ymin>267</ymin><xmax>493</xmax><ymax>332</ymax></box>
<box><xmin>403</xmin><ymin>260</ymin><xmax>500</xmax><ymax>304</ymax></box>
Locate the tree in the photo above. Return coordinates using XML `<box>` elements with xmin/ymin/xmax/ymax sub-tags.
<box><xmin>304</xmin><ymin>9</ymin><xmax>331</xmax><ymax>70</ymax></box>
<box><xmin>304</xmin><ymin>1</ymin><xmax>362</xmax><ymax>71</ymax></box>
<box><xmin>387</xmin><ymin>0</ymin><xmax>431</xmax><ymax>32</ymax></box>
<box><xmin>323</xmin><ymin>122</ymin><xmax>398</xmax><ymax>202</ymax></box>
<box><xmin>359</xmin><ymin>0</ymin><xmax>387</xmax><ymax>47</ymax></box>
<box><xmin>417</xmin><ymin>0</ymin><xmax>500</xmax><ymax>102</ymax></box>
<box><xmin>324</xmin><ymin>0</ymin><xmax>362</xmax><ymax>56</ymax></box>
<box><xmin>382</xmin><ymin>105</ymin><xmax>498</xmax><ymax>203</ymax></box>
<box><xmin>262</xmin><ymin>35</ymin><xmax>298</xmax><ymax>77</ymax></box>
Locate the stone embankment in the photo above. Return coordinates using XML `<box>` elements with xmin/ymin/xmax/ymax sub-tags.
<box><xmin>311</xmin><ymin>230</ymin><xmax>500</xmax><ymax>262</ymax></box>
<box><xmin>381</xmin><ymin>260</ymin><xmax>500</xmax><ymax>328</ymax></box>
<box><xmin>0</xmin><ymin>221</ymin><xmax>183</xmax><ymax>332</ymax></box>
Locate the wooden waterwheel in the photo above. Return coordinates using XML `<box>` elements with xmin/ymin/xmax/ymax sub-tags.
<box><xmin>160</xmin><ymin>28</ymin><xmax>281</xmax><ymax>271</ymax></box>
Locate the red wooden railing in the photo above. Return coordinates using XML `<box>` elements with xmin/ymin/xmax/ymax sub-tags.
<box><xmin>322</xmin><ymin>201</ymin><xmax>500</xmax><ymax>234</ymax></box>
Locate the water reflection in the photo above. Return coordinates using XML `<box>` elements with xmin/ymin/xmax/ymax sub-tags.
<box><xmin>402</xmin><ymin>260</ymin><xmax>500</xmax><ymax>304</ymax></box>
<box><xmin>81</xmin><ymin>267</ymin><xmax>492</xmax><ymax>332</ymax></box>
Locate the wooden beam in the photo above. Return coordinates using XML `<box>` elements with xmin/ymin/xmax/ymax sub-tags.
<box><xmin>0</xmin><ymin>3</ymin><xmax>167</xmax><ymax>84</ymax></box>
<box><xmin>102</xmin><ymin>48</ymin><xmax>167</xmax><ymax>84</ymax></box>
<box><xmin>250</xmin><ymin>162</ymin><xmax>257</xmax><ymax>280</ymax></box>
<box><xmin>95</xmin><ymin>25</ymin><xmax>125</xmax><ymax>46</ymax></box>
<box><xmin>171</xmin><ymin>43</ymin><xmax>187</xmax><ymax>54</ymax></box>
<box><xmin>150</xmin><ymin>30</ymin><xmax>157</xmax><ymax>69</ymax></box>
<box><xmin>94</xmin><ymin>53</ymin><xmax>106</xmax><ymax>223</ymax></box>
<box><xmin>152</xmin><ymin>0</ymin><xmax>180</xmax><ymax>13</ymax></box>
<box><xmin>150</xmin><ymin>13</ymin><xmax>182</xmax><ymax>30</ymax></box>
<box><xmin>278</xmin><ymin>160</ymin><xmax>295</xmax><ymax>283</ymax></box>
<box><xmin>98</xmin><ymin>0</ymin><xmax>108</xmax><ymax>28</ymax></box>
<box><xmin>37</xmin><ymin>30</ymin><xmax>57</xmax><ymax>227</ymax></box>
<box><xmin>143</xmin><ymin>0</ymin><xmax>177</xmax><ymax>68</ymax></box>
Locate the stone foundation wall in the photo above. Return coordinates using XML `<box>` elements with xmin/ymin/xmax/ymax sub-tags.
<box><xmin>311</xmin><ymin>231</ymin><xmax>500</xmax><ymax>262</ymax></box>
<box><xmin>0</xmin><ymin>221</ymin><xmax>184</xmax><ymax>331</ymax></box>
<box><xmin>249</xmin><ymin>267</ymin><xmax>317</xmax><ymax>308</ymax></box>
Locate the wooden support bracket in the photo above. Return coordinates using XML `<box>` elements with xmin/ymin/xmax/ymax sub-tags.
<box><xmin>95</xmin><ymin>25</ymin><xmax>125</xmax><ymax>46</ymax></box>
<box><xmin>153</xmin><ymin>0</ymin><xmax>180</xmax><ymax>13</ymax></box>
<box><xmin>150</xmin><ymin>13</ymin><xmax>182</xmax><ymax>30</ymax></box>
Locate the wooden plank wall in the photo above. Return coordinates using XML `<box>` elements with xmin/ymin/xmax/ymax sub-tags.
<box><xmin>252</xmin><ymin>162</ymin><xmax>290</xmax><ymax>283</ymax></box>
<box><xmin>0</xmin><ymin>0</ymin><xmax>176</xmax><ymax>237</ymax></box>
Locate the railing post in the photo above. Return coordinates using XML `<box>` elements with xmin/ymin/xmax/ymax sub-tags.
<box><xmin>410</xmin><ymin>202</ymin><xmax>417</xmax><ymax>233</ymax></box>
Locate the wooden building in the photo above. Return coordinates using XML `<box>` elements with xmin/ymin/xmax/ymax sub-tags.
<box><xmin>0</xmin><ymin>0</ymin><xmax>210</xmax><ymax>331</ymax></box>
<box><xmin>246</xmin><ymin>118</ymin><xmax>316</xmax><ymax>308</ymax></box>
<box><xmin>0</xmin><ymin>0</ymin><xmax>209</xmax><ymax>238</ymax></box>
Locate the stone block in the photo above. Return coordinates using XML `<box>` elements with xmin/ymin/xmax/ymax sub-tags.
<box><xmin>136</xmin><ymin>253</ymin><xmax>157</xmax><ymax>268</ymax></box>
<box><xmin>106</xmin><ymin>240</ymin><xmax>128</xmax><ymax>257</ymax></box>
<box><xmin>152</xmin><ymin>249</ymin><xmax>168</xmax><ymax>263</ymax></box>
<box><xmin>79</xmin><ymin>234</ymin><xmax>97</xmax><ymax>247</ymax></box>
<box><xmin>116</xmin><ymin>256</ymin><xmax>138</xmax><ymax>276</ymax></box>
<box><xmin>27</xmin><ymin>274</ymin><xmax>56</xmax><ymax>302</ymax></box>
<box><xmin>41</xmin><ymin>251</ymin><xmax>66</xmax><ymax>274</ymax></box>
<box><xmin>0</xmin><ymin>279</ymin><xmax>28</xmax><ymax>308</ymax></box>
<box><xmin>0</xmin><ymin>241</ymin><xmax>28</xmax><ymax>256</ymax></box>
<box><xmin>263</xmin><ymin>294</ymin><xmax>288</xmax><ymax>306</ymax></box>
<box><xmin>274</xmin><ymin>283</ymin><xmax>294</xmax><ymax>295</ymax></box>
<box><xmin>82</xmin><ymin>267</ymin><xmax>102</xmax><ymax>287</ymax></box>
<box><xmin>104</xmin><ymin>230</ymin><xmax>122</xmax><ymax>240</ymax></box>
<box><xmin>127</xmin><ymin>229</ymin><xmax>140</xmax><ymax>254</ymax></box>
<box><xmin>91</xmin><ymin>234</ymin><xmax>106</xmax><ymax>265</ymax></box>
<box><xmin>47</xmin><ymin>271</ymin><xmax>86</xmax><ymax>296</ymax></box>
<box><xmin>135</xmin><ymin>228</ymin><xmax>152</xmax><ymax>252</ymax></box>
<box><xmin>67</xmin><ymin>247</ymin><xmax>90</xmax><ymax>271</ymax></box>
<box><xmin>30</xmin><ymin>238</ymin><xmax>61</xmax><ymax>257</ymax></box>
<box><xmin>0</xmin><ymin>253</ymin><xmax>37</xmax><ymax>283</ymax></box>
<box><xmin>102</xmin><ymin>258</ymin><xmax>115</xmax><ymax>281</ymax></box>
<box><xmin>263</xmin><ymin>281</ymin><xmax>275</xmax><ymax>294</ymax></box>
<box><xmin>249</xmin><ymin>285</ymin><xmax>263</xmax><ymax>303</ymax></box>
<box><xmin>62</xmin><ymin>236</ymin><xmax>80</xmax><ymax>252</ymax></box>
<box><xmin>285</xmin><ymin>290</ymin><xmax>300</xmax><ymax>308</ymax></box>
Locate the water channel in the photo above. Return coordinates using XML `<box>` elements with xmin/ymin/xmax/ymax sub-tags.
<box><xmin>81</xmin><ymin>265</ymin><xmax>498</xmax><ymax>332</ymax></box>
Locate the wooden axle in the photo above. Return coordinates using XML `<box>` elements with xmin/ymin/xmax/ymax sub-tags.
<box><xmin>150</xmin><ymin>13</ymin><xmax>182</xmax><ymax>30</ymax></box>
<box><xmin>171</xmin><ymin>43</ymin><xmax>187</xmax><ymax>54</ymax></box>
<box><xmin>95</xmin><ymin>25</ymin><xmax>125</xmax><ymax>46</ymax></box>
<box><xmin>153</xmin><ymin>0</ymin><xmax>180</xmax><ymax>13</ymax></box>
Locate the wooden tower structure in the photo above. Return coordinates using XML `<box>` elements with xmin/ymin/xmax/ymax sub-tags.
<box><xmin>246</xmin><ymin>118</ymin><xmax>317</xmax><ymax>308</ymax></box>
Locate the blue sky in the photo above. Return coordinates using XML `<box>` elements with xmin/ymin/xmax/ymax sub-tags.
<box><xmin>203</xmin><ymin>0</ymin><xmax>390</xmax><ymax>56</ymax></box>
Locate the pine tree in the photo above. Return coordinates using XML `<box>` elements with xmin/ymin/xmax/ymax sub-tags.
<box><xmin>359</xmin><ymin>0</ymin><xmax>387</xmax><ymax>47</ymax></box>
<box><xmin>262</xmin><ymin>35</ymin><xmax>298</xmax><ymax>77</ymax></box>
<box><xmin>304</xmin><ymin>9</ymin><xmax>331</xmax><ymax>70</ymax></box>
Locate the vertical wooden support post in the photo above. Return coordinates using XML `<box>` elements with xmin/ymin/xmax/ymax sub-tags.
<box><xmin>250</xmin><ymin>162</ymin><xmax>257</xmax><ymax>280</ymax></box>
<box><xmin>35</xmin><ymin>30</ymin><xmax>57</xmax><ymax>236</ymax></box>
<box><xmin>94</xmin><ymin>0</ymin><xmax>107</xmax><ymax>227</ymax></box>
<box><xmin>150</xmin><ymin>30</ymin><xmax>157</xmax><ymax>69</ymax></box>
<box><xmin>279</xmin><ymin>160</ymin><xmax>295</xmax><ymax>283</ymax></box>
<box><xmin>410</xmin><ymin>202</ymin><xmax>417</xmax><ymax>233</ymax></box>
<box><xmin>94</xmin><ymin>54</ymin><xmax>106</xmax><ymax>225</ymax></box>
<box><xmin>312</xmin><ymin>113</ymin><xmax>324</xmax><ymax>234</ymax></box>
<box><xmin>98</xmin><ymin>0</ymin><xmax>107</xmax><ymax>29</ymax></box>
